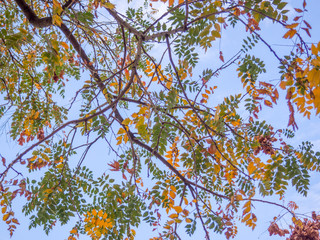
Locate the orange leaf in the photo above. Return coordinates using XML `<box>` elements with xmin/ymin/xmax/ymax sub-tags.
<box><xmin>3</xmin><ymin>213</ymin><xmax>9</xmax><ymax>221</ymax></box>
<box><xmin>61</xmin><ymin>42</ymin><xmax>69</xmax><ymax>49</ymax></box>
<box><xmin>173</xmin><ymin>206</ymin><xmax>182</xmax><ymax>213</ymax></box>
<box><xmin>92</xmin><ymin>209</ymin><xmax>97</xmax><ymax>216</ymax></box>
<box><xmin>168</xmin><ymin>213</ymin><xmax>178</xmax><ymax>219</ymax></box>
<box><xmin>1</xmin><ymin>206</ymin><xmax>6</xmax><ymax>214</ymax></box>
<box><xmin>264</xmin><ymin>100</ymin><xmax>273</xmax><ymax>107</ymax></box>
<box><xmin>283</xmin><ymin>29</ymin><xmax>297</xmax><ymax>39</ymax></box>
<box><xmin>242</xmin><ymin>213</ymin><xmax>251</xmax><ymax>222</ymax></box>
<box><xmin>169</xmin><ymin>190</ymin><xmax>176</xmax><ymax>199</ymax></box>
<box><xmin>285</xmin><ymin>23</ymin><xmax>299</xmax><ymax>29</ymax></box>
<box><xmin>311</xmin><ymin>44</ymin><xmax>318</xmax><ymax>55</ymax></box>
<box><xmin>12</xmin><ymin>218</ymin><xmax>19</xmax><ymax>225</ymax></box>
<box><xmin>247</xmin><ymin>162</ymin><xmax>256</xmax><ymax>175</ymax></box>
<box><xmin>170</xmin><ymin>185</ymin><xmax>176</xmax><ymax>192</ymax></box>
<box><xmin>98</xmin><ymin>210</ymin><xmax>103</xmax><ymax>217</ymax></box>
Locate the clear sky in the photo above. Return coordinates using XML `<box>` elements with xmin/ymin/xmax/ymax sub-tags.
<box><xmin>1</xmin><ymin>0</ymin><xmax>320</xmax><ymax>240</ymax></box>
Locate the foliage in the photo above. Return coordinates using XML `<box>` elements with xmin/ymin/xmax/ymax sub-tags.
<box><xmin>0</xmin><ymin>0</ymin><xmax>320</xmax><ymax>239</ymax></box>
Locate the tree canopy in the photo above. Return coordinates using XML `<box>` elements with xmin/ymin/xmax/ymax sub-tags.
<box><xmin>1</xmin><ymin>0</ymin><xmax>320</xmax><ymax>239</ymax></box>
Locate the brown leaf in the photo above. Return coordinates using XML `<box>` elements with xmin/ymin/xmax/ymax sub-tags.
<box><xmin>208</xmin><ymin>143</ymin><xmax>217</xmax><ymax>154</ymax></box>
<box><xmin>294</xmin><ymin>8</ymin><xmax>303</xmax><ymax>13</ymax></box>
<box><xmin>108</xmin><ymin>161</ymin><xmax>120</xmax><ymax>171</ymax></box>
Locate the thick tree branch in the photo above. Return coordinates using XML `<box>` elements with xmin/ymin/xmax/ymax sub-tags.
<box><xmin>14</xmin><ymin>0</ymin><xmax>52</xmax><ymax>28</ymax></box>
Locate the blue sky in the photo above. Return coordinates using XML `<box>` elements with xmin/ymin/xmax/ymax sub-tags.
<box><xmin>1</xmin><ymin>0</ymin><xmax>320</xmax><ymax>239</ymax></box>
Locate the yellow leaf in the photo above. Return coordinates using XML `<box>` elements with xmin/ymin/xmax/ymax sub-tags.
<box><xmin>117</xmin><ymin>128</ymin><xmax>126</xmax><ymax>135</ymax></box>
<box><xmin>173</xmin><ymin>206</ymin><xmax>182</xmax><ymax>213</ymax></box>
<box><xmin>168</xmin><ymin>213</ymin><xmax>178</xmax><ymax>219</ymax></box>
<box><xmin>214</xmin><ymin>23</ymin><xmax>221</xmax><ymax>32</ymax></box>
<box><xmin>34</xmin><ymin>111</ymin><xmax>40</xmax><ymax>119</ymax></box>
<box><xmin>175</xmin><ymin>218</ymin><xmax>182</xmax><ymax>223</ymax></box>
<box><xmin>44</xmin><ymin>189</ymin><xmax>53</xmax><ymax>194</ymax></box>
<box><xmin>70</xmin><ymin>228</ymin><xmax>77</xmax><ymax>234</ymax></box>
<box><xmin>102</xmin><ymin>2</ymin><xmax>115</xmax><ymax>9</ymax></box>
<box><xmin>52</xmin><ymin>14</ymin><xmax>62</xmax><ymax>27</ymax></box>
<box><xmin>166</xmin><ymin>80</ymin><xmax>172</xmax><ymax>89</ymax></box>
<box><xmin>213</xmin><ymin>164</ymin><xmax>220</xmax><ymax>174</ymax></box>
<box><xmin>185</xmin><ymin>110</ymin><xmax>193</xmax><ymax>117</ymax></box>
<box><xmin>116</xmin><ymin>135</ymin><xmax>122</xmax><ymax>145</ymax></box>
<box><xmin>185</xmin><ymin>218</ymin><xmax>192</xmax><ymax>223</ymax></box>
<box><xmin>292</xmin><ymin>216</ymin><xmax>297</xmax><ymax>223</ymax></box>
<box><xmin>103</xmin><ymin>213</ymin><xmax>108</xmax><ymax>219</ymax></box>
<box><xmin>308</xmin><ymin>68</ymin><xmax>320</xmax><ymax>87</ymax></box>
<box><xmin>56</xmin><ymin>163</ymin><xmax>64</xmax><ymax>169</ymax></box>
<box><xmin>122</xmin><ymin>118</ymin><xmax>131</xmax><ymax>126</ymax></box>
<box><xmin>311</xmin><ymin>44</ymin><xmax>318</xmax><ymax>55</ymax></box>
<box><xmin>169</xmin><ymin>0</ymin><xmax>174</xmax><ymax>6</ymax></box>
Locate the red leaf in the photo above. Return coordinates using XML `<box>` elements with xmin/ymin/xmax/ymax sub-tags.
<box><xmin>302</xmin><ymin>28</ymin><xmax>311</xmax><ymax>37</ymax></box>
<box><xmin>219</xmin><ymin>51</ymin><xmax>224</xmax><ymax>62</ymax></box>
<box><xmin>108</xmin><ymin>161</ymin><xmax>120</xmax><ymax>171</ymax></box>
<box><xmin>303</xmin><ymin>20</ymin><xmax>312</xmax><ymax>29</ymax></box>
<box><xmin>1</xmin><ymin>157</ymin><xmax>5</xmax><ymax>166</ymax></box>
<box><xmin>208</xmin><ymin>144</ymin><xmax>217</xmax><ymax>154</ymax></box>
<box><xmin>127</xmin><ymin>168</ymin><xmax>134</xmax><ymax>174</ymax></box>
<box><xmin>18</xmin><ymin>135</ymin><xmax>25</xmax><ymax>146</ymax></box>
<box><xmin>293</xmin><ymin>16</ymin><xmax>302</xmax><ymax>21</ymax></box>
<box><xmin>294</xmin><ymin>8</ymin><xmax>303</xmax><ymax>13</ymax></box>
<box><xmin>122</xmin><ymin>173</ymin><xmax>127</xmax><ymax>180</ymax></box>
